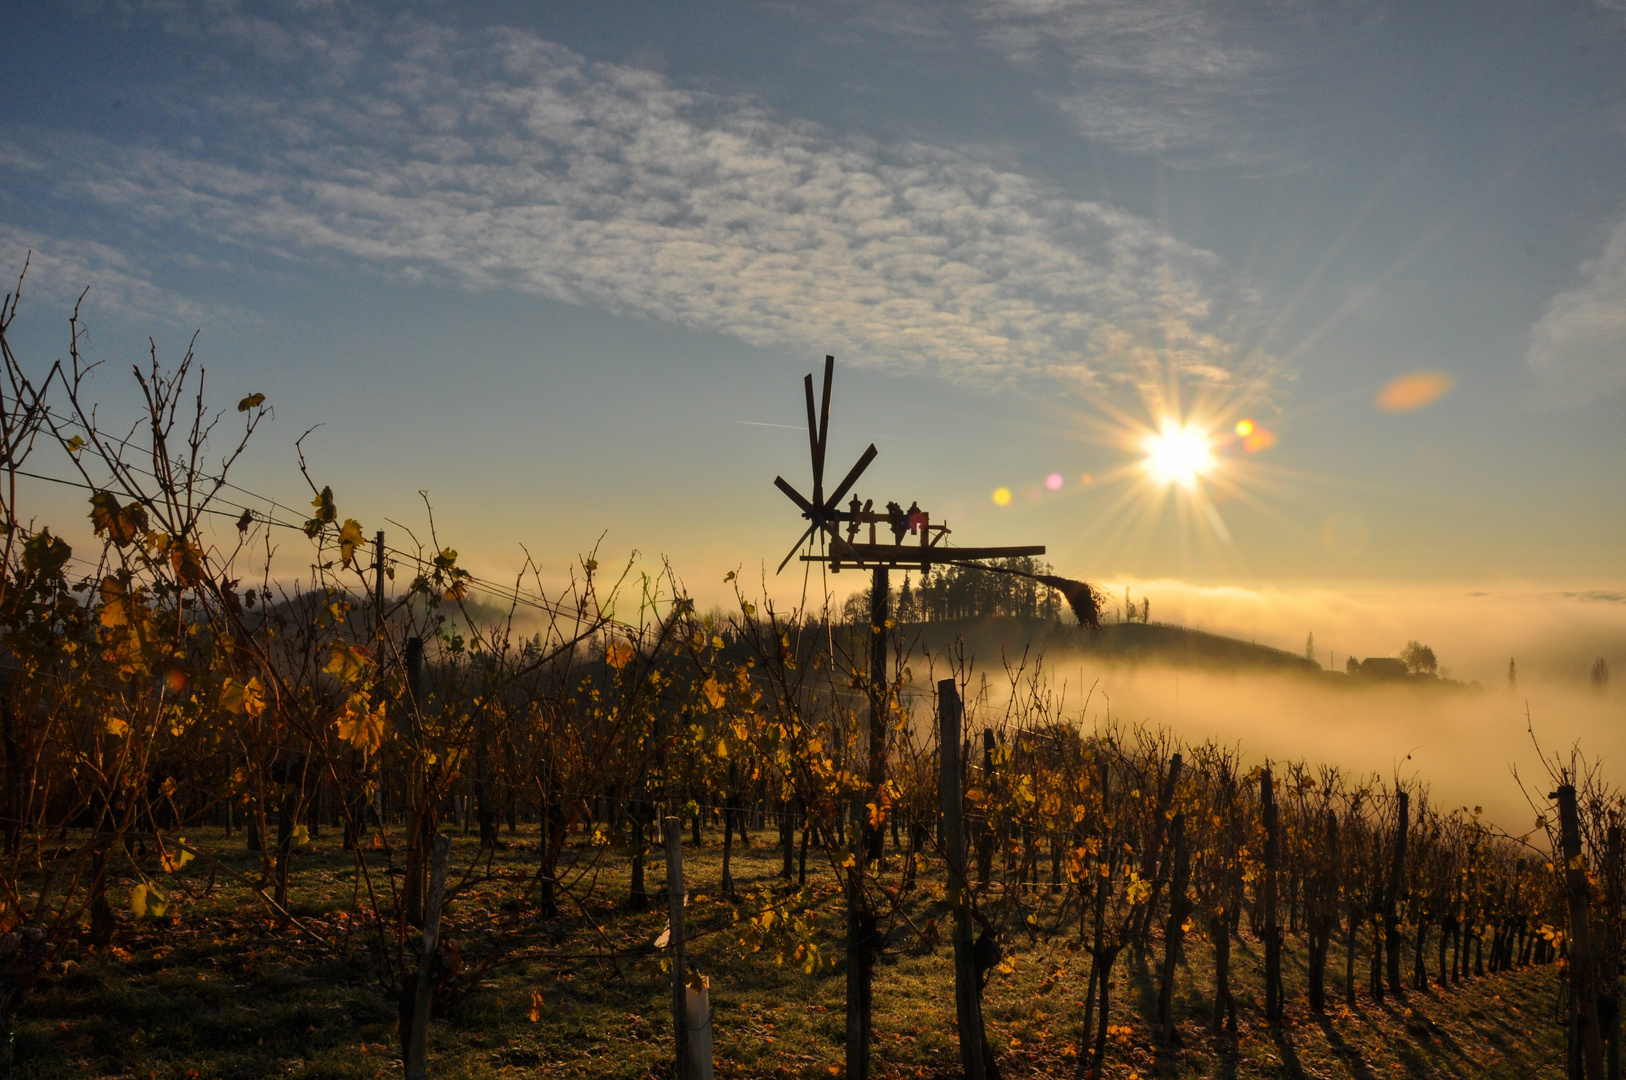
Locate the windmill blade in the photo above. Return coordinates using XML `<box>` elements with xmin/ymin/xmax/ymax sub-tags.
<box><xmin>816</xmin><ymin>354</ymin><xmax>833</xmax><ymax>490</ymax></box>
<box><xmin>775</xmin><ymin>521</ymin><xmax>818</xmax><ymax>574</ymax></box>
<box><xmin>822</xmin><ymin>443</ymin><xmax>878</xmax><ymax>511</ymax></box>
<box><xmin>804</xmin><ymin>373</ymin><xmax>823</xmax><ymax>507</ymax></box>
<box><xmin>774</xmin><ymin>475</ymin><xmax>817</xmax><ymax>518</ymax></box>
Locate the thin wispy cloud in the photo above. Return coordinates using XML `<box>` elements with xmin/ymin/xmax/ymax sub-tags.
<box><xmin>1</xmin><ymin>8</ymin><xmax>1278</xmax><ymax>396</ymax></box>
<box><xmin>0</xmin><ymin>224</ymin><xmax>214</xmax><ymax>329</ymax></box>
<box><xmin>972</xmin><ymin>0</ymin><xmax>1297</xmax><ymax>162</ymax></box>
<box><xmin>1527</xmin><ymin>216</ymin><xmax>1626</xmax><ymax>404</ymax></box>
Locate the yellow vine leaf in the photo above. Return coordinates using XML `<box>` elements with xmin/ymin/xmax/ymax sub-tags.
<box><xmin>98</xmin><ymin>576</ymin><xmax>134</xmax><ymax>628</ymax></box>
<box><xmin>325</xmin><ymin>642</ymin><xmax>371</xmax><ymax>685</ymax></box>
<box><xmin>89</xmin><ymin>491</ymin><xmax>148</xmax><ymax>548</ymax></box>
<box><xmin>130</xmin><ymin>883</ymin><xmax>167</xmax><ymax>919</ymax></box>
<box><xmin>304</xmin><ymin>486</ymin><xmax>337</xmax><ymax>537</ymax></box>
<box><xmin>337</xmin><ymin>519</ymin><xmax>366</xmax><ymax>568</ymax></box>
<box><xmin>335</xmin><ymin>694</ymin><xmax>386</xmax><ymax>754</ymax></box>
<box><xmin>161</xmin><ymin>841</ymin><xmax>195</xmax><ymax>873</ymax></box>
<box><xmin>220</xmin><ymin>676</ymin><xmax>267</xmax><ymax>718</ymax></box>
<box><xmin>605</xmin><ymin>641</ymin><xmax>635</xmax><ymax>670</ymax></box>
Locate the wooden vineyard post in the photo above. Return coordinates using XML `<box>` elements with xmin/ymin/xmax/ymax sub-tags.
<box><xmin>866</xmin><ymin>563</ymin><xmax>889</xmax><ymax>864</ymax></box>
<box><xmin>1261</xmin><ymin>766</ymin><xmax>1282</xmax><ymax>1024</ymax></box>
<box><xmin>663</xmin><ymin>817</ymin><xmax>692</xmax><ymax>1080</ymax></box>
<box><xmin>842</xmin><ymin>564</ymin><xmax>888</xmax><ymax>1080</ymax></box>
<box><xmin>1158</xmin><ymin>809</ymin><xmax>1192</xmax><ymax>1043</ymax></box>
<box><xmin>761</xmin><ymin>354</ymin><xmax>1097</xmax><ymax>1079</ymax></box>
<box><xmin>1385</xmin><ymin>791</ymin><xmax>1409</xmax><ymax>998</ymax></box>
<box><xmin>1557</xmin><ymin>784</ymin><xmax>1606</xmax><ymax>1080</ymax></box>
<box><xmin>475</xmin><ymin>707</ymin><xmax>496</xmax><ymax>848</ymax></box>
<box><xmin>403</xmin><ymin>635</ymin><xmax>429</xmax><ymax>927</ymax></box>
<box><xmin>1140</xmin><ymin>753</ymin><xmax>1184</xmax><ymax>940</ymax></box>
<box><xmin>938</xmin><ymin>678</ymin><xmax>986</xmax><ymax>1080</ymax></box>
<box><xmin>404</xmin><ymin>831</ymin><xmax>451</xmax><ymax>1080</ymax></box>
<box><xmin>347</xmin><ymin>529</ymin><xmax>387</xmax><ymax>851</ymax></box>
<box><xmin>977</xmin><ymin>731</ymin><xmax>995</xmax><ymax>885</ymax></box>
<box><xmin>1605</xmin><ymin>823</ymin><xmax>1622</xmax><ymax>1080</ymax></box>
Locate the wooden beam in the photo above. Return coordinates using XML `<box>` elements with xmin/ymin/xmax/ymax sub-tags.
<box><xmin>802</xmin><ymin>543</ymin><xmax>1044</xmax><ymax>567</ymax></box>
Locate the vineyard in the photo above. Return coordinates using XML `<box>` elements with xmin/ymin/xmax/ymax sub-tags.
<box><xmin>0</xmin><ymin>276</ymin><xmax>1617</xmax><ymax>1080</ymax></box>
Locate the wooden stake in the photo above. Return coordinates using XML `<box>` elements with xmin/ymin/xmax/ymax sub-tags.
<box><xmin>939</xmin><ymin>678</ymin><xmax>986</xmax><ymax>1080</ymax></box>
<box><xmin>664</xmin><ymin>816</ymin><xmax>691</xmax><ymax>1080</ymax></box>
<box><xmin>1384</xmin><ymin>791</ymin><xmax>1409</xmax><ymax>998</ymax></box>
<box><xmin>404</xmin><ymin>832</ymin><xmax>451</xmax><ymax>1080</ymax></box>
<box><xmin>1557</xmin><ymin>784</ymin><xmax>1607</xmax><ymax>1080</ymax></box>
<box><xmin>1261</xmin><ymin>765</ymin><xmax>1282</xmax><ymax>1024</ymax></box>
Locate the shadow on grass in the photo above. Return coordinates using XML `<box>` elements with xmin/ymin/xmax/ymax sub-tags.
<box><xmin>1267</xmin><ymin>1022</ymin><xmax>1307</xmax><ymax>1080</ymax></box>
<box><xmin>1313</xmin><ymin>1013</ymin><xmax>1379</xmax><ymax>1080</ymax></box>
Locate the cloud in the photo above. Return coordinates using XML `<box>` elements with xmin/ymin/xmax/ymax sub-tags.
<box><xmin>1526</xmin><ymin>216</ymin><xmax>1626</xmax><ymax>404</ymax></box>
<box><xmin>971</xmin><ymin>0</ymin><xmax>1296</xmax><ymax>160</ymax></box>
<box><xmin>1</xmin><ymin>9</ymin><xmax>1277</xmax><ymax>395</ymax></box>
<box><xmin>0</xmin><ymin>224</ymin><xmax>215</xmax><ymax>328</ymax></box>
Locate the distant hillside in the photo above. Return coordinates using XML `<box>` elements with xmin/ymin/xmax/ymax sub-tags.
<box><xmin>900</xmin><ymin>616</ymin><xmax>1322</xmax><ymax>673</ymax></box>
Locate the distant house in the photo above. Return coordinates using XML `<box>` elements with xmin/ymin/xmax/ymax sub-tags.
<box><xmin>1358</xmin><ymin>657</ymin><xmax>1410</xmax><ymax>680</ymax></box>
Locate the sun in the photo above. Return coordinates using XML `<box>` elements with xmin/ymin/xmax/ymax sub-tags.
<box><xmin>1142</xmin><ymin>420</ymin><xmax>1216</xmax><ymax>489</ymax></box>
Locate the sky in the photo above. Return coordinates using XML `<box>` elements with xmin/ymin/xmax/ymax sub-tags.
<box><xmin>3</xmin><ymin>0</ymin><xmax>1626</xmax><ymax>685</ymax></box>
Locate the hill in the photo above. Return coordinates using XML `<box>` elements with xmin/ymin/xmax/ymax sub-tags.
<box><xmin>900</xmin><ymin>615</ymin><xmax>1323</xmax><ymax>673</ymax></box>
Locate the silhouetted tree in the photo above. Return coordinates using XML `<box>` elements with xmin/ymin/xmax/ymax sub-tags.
<box><xmin>1401</xmin><ymin>640</ymin><xmax>1438</xmax><ymax>676</ymax></box>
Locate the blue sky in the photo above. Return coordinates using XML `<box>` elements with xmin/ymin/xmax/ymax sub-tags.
<box><xmin>3</xmin><ymin>0</ymin><xmax>1625</xmax><ymax>618</ymax></box>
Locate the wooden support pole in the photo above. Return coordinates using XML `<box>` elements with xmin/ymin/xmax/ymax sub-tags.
<box><xmin>664</xmin><ymin>816</ymin><xmax>691</xmax><ymax>1080</ymax></box>
<box><xmin>1158</xmin><ymin>811</ymin><xmax>1191</xmax><ymax>1043</ymax></box>
<box><xmin>373</xmin><ymin>530</ymin><xmax>386</xmax><ymax>615</ymax></box>
<box><xmin>403</xmin><ymin>635</ymin><xmax>428</xmax><ymax>927</ymax></box>
<box><xmin>866</xmin><ymin>563</ymin><xmax>889</xmax><ymax>863</ymax></box>
<box><xmin>938</xmin><ymin>678</ymin><xmax>986</xmax><ymax>1080</ymax></box>
<box><xmin>1262</xmin><ymin>766</ymin><xmax>1282</xmax><ymax>1024</ymax></box>
<box><xmin>344</xmin><ymin>528</ymin><xmax>386</xmax><ymax>853</ymax></box>
<box><xmin>1606</xmin><ymin>824</ymin><xmax>1622</xmax><ymax>1080</ymax></box>
<box><xmin>1557</xmin><ymin>784</ymin><xmax>1606</xmax><ymax>1080</ymax></box>
<box><xmin>843</xmin><ymin>564</ymin><xmax>888</xmax><ymax>1080</ymax></box>
<box><xmin>404</xmin><ymin>832</ymin><xmax>451</xmax><ymax>1080</ymax></box>
<box><xmin>1385</xmin><ymin>791</ymin><xmax>1409</xmax><ymax>998</ymax></box>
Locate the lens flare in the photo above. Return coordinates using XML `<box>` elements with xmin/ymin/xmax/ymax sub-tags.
<box><xmin>1045</xmin><ymin>473</ymin><xmax>1064</xmax><ymax>491</ymax></box>
<box><xmin>1142</xmin><ymin>420</ymin><xmax>1216</xmax><ymax>489</ymax></box>
<box><xmin>1235</xmin><ymin>419</ymin><xmax>1255</xmax><ymax>437</ymax></box>
<box><xmin>992</xmin><ymin>487</ymin><xmax>1012</xmax><ymax>506</ymax></box>
<box><xmin>1377</xmin><ymin>371</ymin><xmax>1455</xmax><ymax>412</ymax></box>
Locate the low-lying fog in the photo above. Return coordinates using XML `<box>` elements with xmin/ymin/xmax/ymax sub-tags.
<box><xmin>1024</xmin><ymin>663</ymin><xmax>1619</xmax><ymax>837</ymax></box>
<box><xmin>945</xmin><ymin>582</ymin><xmax>1626</xmax><ymax>837</ymax></box>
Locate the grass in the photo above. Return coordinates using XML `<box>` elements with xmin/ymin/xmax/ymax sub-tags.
<box><xmin>16</xmin><ymin>824</ymin><xmax>1567</xmax><ymax>1079</ymax></box>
